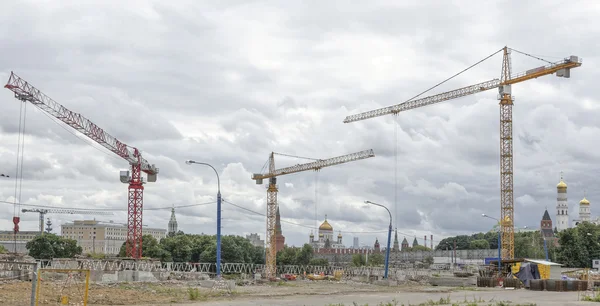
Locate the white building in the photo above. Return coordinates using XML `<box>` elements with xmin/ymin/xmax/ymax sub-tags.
<box><xmin>61</xmin><ymin>220</ymin><xmax>167</xmax><ymax>255</ymax></box>
<box><xmin>556</xmin><ymin>174</ymin><xmax>569</xmax><ymax>231</ymax></box>
<box><xmin>353</xmin><ymin>237</ymin><xmax>359</xmax><ymax>249</ymax></box>
<box><xmin>168</xmin><ymin>205</ymin><xmax>178</xmax><ymax>235</ymax></box>
<box><xmin>574</xmin><ymin>196</ymin><xmax>591</xmax><ymax>226</ymax></box>
<box><xmin>309</xmin><ymin>215</ymin><xmax>345</xmax><ymax>249</ymax></box>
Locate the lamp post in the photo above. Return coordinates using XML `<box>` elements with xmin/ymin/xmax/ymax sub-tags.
<box><xmin>185</xmin><ymin>160</ymin><xmax>222</xmax><ymax>278</ymax></box>
<box><xmin>365</xmin><ymin>201</ymin><xmax>392</xmax><ymax>279</ymax></box>
<box><xmin>482</xmin><ymin>214</ymin><xmax>502</xmax><ymax>276</ymax></box>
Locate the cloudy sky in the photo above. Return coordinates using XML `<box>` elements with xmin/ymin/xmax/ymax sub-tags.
<box><xmin>0</xmin><ymin>0</ymin><xmax>598</xmax><ymax>249</ymax></box>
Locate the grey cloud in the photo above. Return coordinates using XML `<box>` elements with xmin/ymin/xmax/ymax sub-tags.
<box><xmin>1</xmin><ymin>1</ymin><xmax>599</xmax><ymax>247</ymax></box>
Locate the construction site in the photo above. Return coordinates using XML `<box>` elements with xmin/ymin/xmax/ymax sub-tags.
<box><xmin>1</xmin><ymin>1</ymin><xmax>598</xmax><ymax>305</ymax></box>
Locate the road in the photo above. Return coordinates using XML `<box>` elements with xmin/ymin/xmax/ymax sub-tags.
<box><xmin>188</xmin><ymin>289</ymin><xmax>591</xmax><ymax>306</ymax></box>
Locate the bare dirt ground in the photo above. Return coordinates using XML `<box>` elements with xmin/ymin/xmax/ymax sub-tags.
<box><xmin>0</xmin><ymin>279</ymin><xmax>594</xmax><ymax>306</ymax></box>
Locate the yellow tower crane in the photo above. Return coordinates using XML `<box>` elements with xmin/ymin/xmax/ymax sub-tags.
<box><xmin>343</xmin><ymin>47</ymin><xmax>582</xmax><ymax>260</ymax></box>
<box><xmin>252</xmin><ymin>149</ymin><xmax>375</xmax><ymax>279</ymax></box>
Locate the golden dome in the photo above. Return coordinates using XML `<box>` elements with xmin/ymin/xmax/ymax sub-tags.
<box><xmin>580</xmin><ymin>197</ymin><xmax>590</xmax><ymax>205</ymax></box>
<box><xmin>557</xmin><ymin>180</ymin><xmax>567</xmax><ymax>188</ymax></box>
<box><xmin>319</xmin><ymin>219</ymin><xmax>333</xmax><ymax>231</ymax></box>
<box><xmin>337</xmin><ymin>232</ymin><xmax>342</xmax><ymax>238</ymax></box>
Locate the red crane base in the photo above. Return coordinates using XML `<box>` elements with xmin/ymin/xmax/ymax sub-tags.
<box><xmin>126</xmin><ymin>164</ymin><xmax>144</xmax><ymax>259</ymax></box>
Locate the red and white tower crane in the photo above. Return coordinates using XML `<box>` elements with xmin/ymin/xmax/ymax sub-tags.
<box><xmin>4</xmin><ymin>72</ymin><xmax>159</xmax><ymax>259</ymax></box>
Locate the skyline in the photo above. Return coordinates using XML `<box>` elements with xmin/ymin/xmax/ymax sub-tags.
<box><xmin>1</xmin><ymin>0</ymin><xmax>599</xmax><ymax>247</ymax></box>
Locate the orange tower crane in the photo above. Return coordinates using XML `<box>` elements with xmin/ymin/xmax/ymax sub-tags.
<box><xmin>5</xmin><ymin>72</ymin><xmax>159</xmax><ymax>259</ymax></box>
<box><xmin>252</xmin><ymin>149</ymin><xmax>375</xmax><ymax>279</ymax></box>
<box><xmin>343</xmin><ymin>47</ymin><xmax>582</xmax><ymax>259</ymax></box>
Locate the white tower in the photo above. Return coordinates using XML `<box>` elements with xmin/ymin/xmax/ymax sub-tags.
<box><xmin>556</xmin><ymin>172</ymin><xmax>569</xmax><ymax>231</ymax></box>
<box><xmin>168</xmin><ymin>204</ymin><xmax>178</xmax><ymax>235</ymax></box>
<box><xmin>579</xmin><ymin>192</ymin><xmax>591</xmax><ymax>223</ymax></box>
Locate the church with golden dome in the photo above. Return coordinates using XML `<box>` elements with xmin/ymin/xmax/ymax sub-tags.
<box><xmin>556</xmin><ymin>172</ymin><xmax>594</xmax><ymax>229</ymax></box>
<box><xmin>309</xmin><ymin>215</ymin><xmax>345</xmax><ymax>249</ymax></box>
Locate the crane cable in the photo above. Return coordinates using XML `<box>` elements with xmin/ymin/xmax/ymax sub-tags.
<box><xmin>394</xmin><ymin>114</ymin><xmax>398</xmax><ymax>230</ymax></box>
<box><xmin>314</xmin><ymin>171</ymin><xmax>319</xmax><ymax>231</ymax></box>
<box><xmin>405</xmin><ymin>48</ymin><xmax>504</xmax><ymax>103</ymax></box>
<box><xmin>18</xmin><ymin>103</ymin><xmax>27</xmax><ymax>217</ymax></box>
<box><xmin>13</xmin><ymin>102</ymin><xmax>28</xmax><ymax>217</ymax></box>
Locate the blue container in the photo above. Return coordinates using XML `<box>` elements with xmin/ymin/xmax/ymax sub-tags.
<box><xmin>485</xmin><ymin>257</ymin><xmax>500</xmax><ymax>265</ymax></box>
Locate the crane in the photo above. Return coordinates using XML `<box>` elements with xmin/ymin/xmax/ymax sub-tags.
<box><xmin>5</xmin><ymin>72</ymin><xmax>159</xmax><ymax>259</ymax></box>
<box><xmin>343</xmin><ymin>47</ymin><xmax>582</xmax><ymax>260</ymax></box>
<box><xmin>252</xmin><ymin>149</ymin><xmax>375</xmax><ymax>279</ymax></box>
<box><xmin>21</xmin><ymin>208</ymin><xmax>113</xmax><ymax>235</ymax></box>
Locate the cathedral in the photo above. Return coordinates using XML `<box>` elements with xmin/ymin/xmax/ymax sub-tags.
<box><xmin>309</xmin><ymin>215</ymin><xmax>345</xmax><ymax>249</ymax></box>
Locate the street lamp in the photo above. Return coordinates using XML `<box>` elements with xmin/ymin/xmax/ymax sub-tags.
<box><xmin>364</xmin><ymin>201</ymin><xmax>392</xmax><ymax>280</ymax></box>
<box><xmin>482</xmin><ymin>214</ymin><xmax>502</xmax><ymax>276</ymax></box>
<box><xmin>185</xmin><ymin>160</ymin><xmax>222</xmax><ymax>278</ymax></box>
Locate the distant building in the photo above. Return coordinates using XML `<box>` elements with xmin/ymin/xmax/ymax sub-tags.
<box><xmin>246</xmin><ymin>233</ymin><xmax>264</xmax><ymax>248</ymax></box>
<box><xmin>61</xmin><ymin>220</ymin><xmax>166</xmax><ymax>255</ymax></box>
<box><xmin>374</xmin><ymin>238</ymin><xmax>380</xmax><ymax>252</ymax></box>
<box><xmin>353</xmin><ymin>237</ymin><xmax>359</xmax><ymax>249</ymax></box>
<box><xmin>556</xmin><ymin>173</ymin><xmax>569</xmax><ymax>231</ymax></box>
<box><xmin>0</xmin><ymin>230</ymin><xmax>39</xmax><ymax>242</ymax></box>
<box><xmin>309</xmin><ymin>215</ymin><xmax>345</xmax><ymax>249</ymax></box>
<box><xmin>574</xmin><ymin>196</ymin><xmax>591</xmax><ymax>226</ymax></box>
<box><xmin>412</xmin><ymin>237</ymin><xmax>419</xmax><ymax>248</ymax></box>
<box><xmin>0</xmin><ymin>230</ymin><xmax>39</xmax><ymax>254</ymax></box>
<box><xmin>401</xmin><ymin>237</ymin><xmax>409</xmax><ymax>250</ymax></box>
<box><xmin>392</xmin><ymin>229</ymin><xmax>399</xmax><ymax>251</ymax></box>
<box><xmin>275</xmin><ymin>207</ymin><xmax>285</xmax><ymax>252</ymax></box>
<box><xmin>540</xmin><ymin>209</ymin><xmax>554</xmax><ymax>238</ymax></box>
<box><xmin>168</xmin><ymin>205</ymin><xmax>178</xmax><ymax>236</ymax></box>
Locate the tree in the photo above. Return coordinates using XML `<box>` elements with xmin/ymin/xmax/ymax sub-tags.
<box><xmin>295</xmin><ymin>244</ymin><xmax>313</xmax><ymax>265</ymax></box>
<box><xmin>411</xmin><ymin>245</ymin><xmax>432</xmax><ymax>252</ymax></box>
<box><xmin>469</xmin><ymin>239</ymin><xmax>490</xmax><ymax>249</ymax></box>
<box><xmin>351</xmin><ymin>254</ymin><xmax>366</xmax><ymax>267</ymax></box>
<box><xmin>368</xmin><ymin>253</ymin><xmax>385</xmax><ymax>266</ymax></box>
<box><xmin>276</xmin><ymin>246</ymin><xmax>298</xmax><ymax>266</ymax></box>
<box><xmin>309</xmin><ymin>258</ymin><xmax>328</xmax><ymax>266</ymax></box>
<box><xmin>118</xmin><ymin>235</ymin><xmax>172</xmax><ymax>261</ymax></box>
<box><xmin>556</xmin><ymin>222</ymin><xmax>600</xmax><ymax>268</ymax></box>
<box><xmin>0</xmin><ymin>245</ymin><xmax>7</xmax><ymax>254</ymax></box>
<box><xmin>26</xmin><ymin>234</ymin><xmax>82</xmax><ymax>259</ymax></box>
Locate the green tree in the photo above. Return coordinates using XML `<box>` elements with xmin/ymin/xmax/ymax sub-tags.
<box><xmin>556</xmin><ymin>222</ymin><xmax>600</xmax><ymax>268</ymax></box>
<box><xmin>276</xmin><ymin>246</ymin><xmax>298</xmax><ymax>266</ymax></box>
<box><xmin>469</xmin><ymin>239</ymin><xmax>490</xmax><ymax>249</ymax></box>
<box><xmin>351</xmin><ymin>254</ymin><xmax>366</xmax><ymax>267</ymax></box>
<box><xmin>309</xmin><ymin>258</ymin><xmax>328</xmax><ymax>266</ymax></box>
<box><xmin>0</xmin><ymin>244</ymin><xmax>7</xmax><ymax>254</ymax></box>
<box><xmin>118</xmin><ymin>235</ymin><xmax>173</xmax><ymax>261</ymax></box>
<box><xmin>411</xmin><ymin>245</ymin><xmax>432</xmax><ymax>252</ymax></box>
<box><xmin>368</xmin><ymin>253</ymin><xmax>385</xmax><ymax>266</ymax></box>
<box><xmin>26</xmin><ymin>234</ymin><xmax>82</xmax><ymax>259</ymax></box>
<box><xmin>295</xmin><ymin>244</ymin><xmax>313</xmax><ymax>265</ymax></box>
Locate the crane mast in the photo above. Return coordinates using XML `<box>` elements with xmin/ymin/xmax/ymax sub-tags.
<box><xmin>252</xmin><ymin>149</ymin><xmax>375</xmax><ymax>279</ymax></box>
<box><xmin>343</xmin><ymin>47</ymin><xmax>582</xmax><ymax>260</ymax></box>
<box><xmin>5</xmin><ymin>72</ymin><xmax>159</xmax><ymax>259</ymax></box>
<box><xmin>21</xmin><ymin>208</ymin><xmax>113</xmax><ymax>235</ymax></box>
